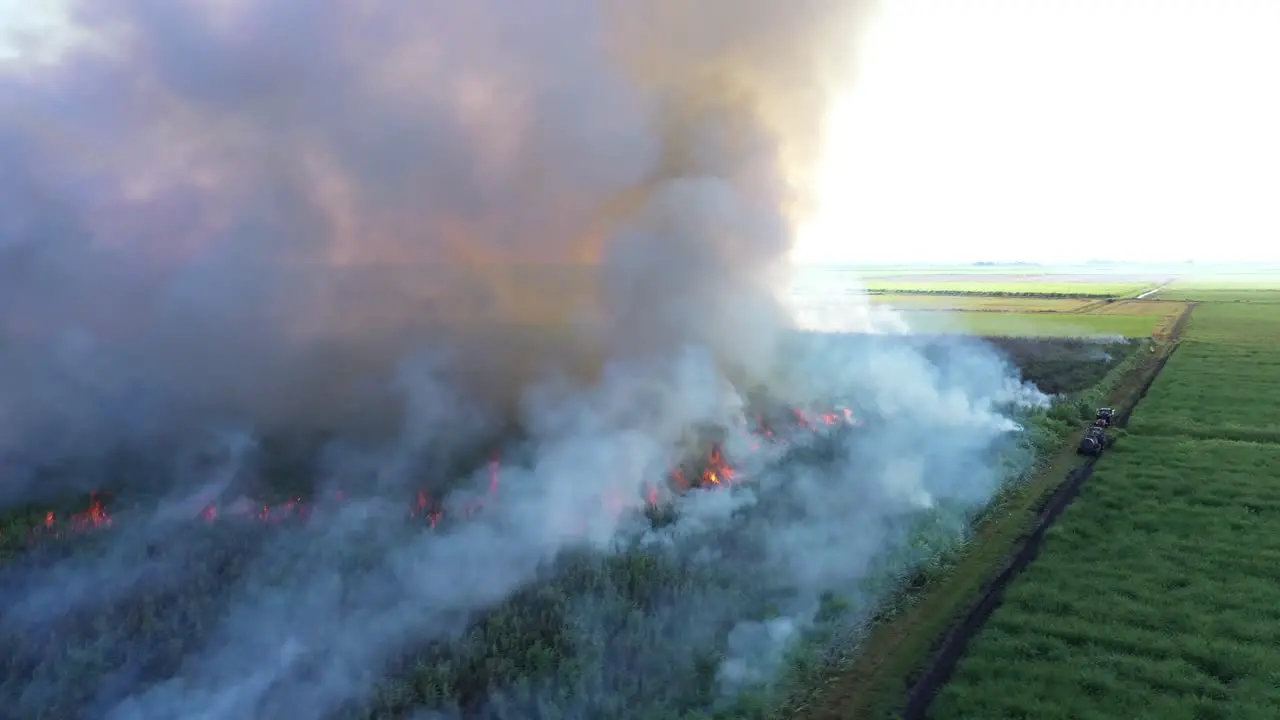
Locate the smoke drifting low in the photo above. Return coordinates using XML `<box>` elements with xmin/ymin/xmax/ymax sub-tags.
<box><xmin>0</xmin><ymin>1</ymin><xmax>1050</xmax><ymax>718</ymax></box>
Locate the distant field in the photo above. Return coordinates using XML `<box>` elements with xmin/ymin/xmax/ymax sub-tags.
<box><xmin>867</xmin><ymin>294</ymin><xmax>1092</xmax><ymax>312</ymax></box>
<box><xmin>853</xmin><ymin>268</ymin><xmax>1038</xmax><ymax>278</ymax></box>
<box><xmin>1161</xmin><ymin>301</ymin><xmax>1280</xmax><ymax>346</ymax></box>
<box><xmin>788</xmin><ymin>268</ymin><xmax>1183</xmax><ymax>336</ymax></box>
<box><xmin>1088</xmin><ymin>299</ymin><xmax>1187</xmax><ymax>316</ymax></box>
<box><xmin>899</xmin><ymin>311</ymin><xmax>1165</xmax><ymax>338</ymax></box>
<box><xmin>863</xmin><ymin>278</ymin><xmax>1158</xmax><ymax>297</ymax></box>
<box><xmin>849</xmin><ymin>265</ymin><xmax>1186</xmax><ymax>279</ymax></box>
<box><xmin>1154</xmin><ymin>278</ymin><xmax>1280</xmax><ymax>303</ymax></box>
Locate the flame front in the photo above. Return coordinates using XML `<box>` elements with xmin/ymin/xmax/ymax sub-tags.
<box><xmin>12</xmin><ymin>407</ymin><xmax>860</xmax><ymax>543</ymax></box>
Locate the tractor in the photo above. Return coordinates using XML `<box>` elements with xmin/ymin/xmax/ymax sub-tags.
<box><xmin>1095</xmin><ymin>407</ymin><xmax>1115</xmax><ymax>427</ymax></box>
<box><xmin>1077</xmin><ymin>425</ymin><xmax>1114</xmax><ymax>457</ymax></box>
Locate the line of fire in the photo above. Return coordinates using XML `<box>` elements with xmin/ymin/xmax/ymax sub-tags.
<box><xmin>3</xmin><ymin>406</ymin><xmax>865</xmax><ymax>544</ymax></box>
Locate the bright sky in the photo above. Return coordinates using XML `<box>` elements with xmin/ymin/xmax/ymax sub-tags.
<box><xmin>796</xmin><ymin>0</ymin><xmax>1280</xmax><ymax>265</ymax></box>
<box><xmin>0</xmin><ymin>0</ymin><xmax>75</xmax><ymax>62</ymax></box>
<box><xmin>4</xmin><ymin>1</ymin><xmax>1278</xmax><ymax>265</ymax></box>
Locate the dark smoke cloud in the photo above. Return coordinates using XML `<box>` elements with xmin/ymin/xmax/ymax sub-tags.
<box><xmin>0</xmin><ymin>2</ymin><xmax>1057</xmax><ymax>719</ymax></box>
<box><xmin>1</xmin><ymin>0</ymin><xmax>871</xmax><ymax>475</ymax></box>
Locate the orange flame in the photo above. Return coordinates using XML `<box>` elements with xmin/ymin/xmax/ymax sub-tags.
<box><xmin>14</xmin><ymin>407</ymin><xmax>861</xmax><ymax>542</ymax></box>
<box><xmin>699</xmin><ymin>444</ymin><xmax>736</xmax><ymax>486</ymax></box>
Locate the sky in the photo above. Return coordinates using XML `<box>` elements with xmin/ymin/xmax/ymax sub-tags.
<box><xmin>0</xmin><ymin>0</ymin><xmax>79</xmax><ymax>62</ymax></box>
<box><xmin>796</xmin><ymin>0</ymin><xmax>1280</xmax><ymax>265</ymax></box>
<box><xmin>2</xmin><ymin>0</ymin><xmax>1278</xmax><ymax>266</ymax></box>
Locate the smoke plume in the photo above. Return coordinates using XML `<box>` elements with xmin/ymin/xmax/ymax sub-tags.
<box><xmin>0</xmin><ymin>1</ymin><xmax>1050</xmax><ymax>719</ymax></box>
<box><xmin>0</xmin><ymin>0</ymin><xmax>870</xmax><ymax>453</ymax></box>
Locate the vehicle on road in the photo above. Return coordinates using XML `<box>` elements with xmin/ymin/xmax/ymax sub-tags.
<box><xmin>1077</xmin><ymin>425</ymin><xmax>1114</xmax><ymax>457</ymax></box>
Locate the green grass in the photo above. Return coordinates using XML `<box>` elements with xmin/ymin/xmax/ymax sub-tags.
<box><xmin>931</xmin><ymin>297</ymin><xmax>1280</xmax><ymax>720</ymax></box>
<box><xmin>1125</xmin><ymin>303</ymin><xmax>1280</xmax><ymax>442</ymax></box>
<box><xmin>1166</xmin><ymin>301</ymin><xmax>1280</xmax><ymax>346</ymax></box>
<box><xmin>899</xmin><ymin>311</ymin><xmax>1163</xmax><ymax>338</ymax></box>
<box><xmin>863</xmin><ymin>281</ymin><xmax>1152</xmax><ymax>297</ymax></box>
<box><xmin>867</xmin><ymin>295</ymin><xmax>1091</xmax><ymax>312</ymax></box>
<box><xmin>932</xmin><ymin>436</ymin><xmax>1280</xmax><ymax>720</ymax></box>
<box><xmin>1157</xmin><ymin>279</ymin><xmax>1280</xmax><ymax>303</ymax></box>
<box><xmin>1127</xmin><ymin>343</ymin><xmax>1280</xmax><ymax>443</ymax></box>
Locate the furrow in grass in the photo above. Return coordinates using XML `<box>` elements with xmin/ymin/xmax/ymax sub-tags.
<box><xmin>930</xmin><ymin>432</ymin><xmax>1280</xmax><ymax>719</ymax></box>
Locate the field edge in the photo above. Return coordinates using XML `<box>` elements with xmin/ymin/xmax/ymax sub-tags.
<box><xmin>784</xmin><ymin>303</ymin><xmax>1193</xmax><ymax>720</ymax></box>
<box><xmin>897</xmin><ymin>306</ymin><xmax>1190</xmax><ymax>720</ymax></box>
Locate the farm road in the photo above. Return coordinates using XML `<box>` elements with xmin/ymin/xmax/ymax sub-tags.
<box><xmin>896</xmin><ymin>303</ymin><xmax>1195</xmax><ymax>720</ymax></box>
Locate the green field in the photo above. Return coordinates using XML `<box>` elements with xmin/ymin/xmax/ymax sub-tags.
<box><xmin>868</xmin><ymin>294</ymin><xmax>1092</xmax><ymax>312</ymax></box>
<box><xmin>934</xmin><ymin>436</ymin><xmax>1280</xmax><ymax>720</ymax></box>
<box><xmin>900</xmin><ymin>310</ymin><xmax>1165</xmax><ymax>338</ymax></box>
<box><xmin>864</xmin><ymin>280</ymin><xmax>1153</xmax><ymax>297</ymax></box>
<box><xmin>931</xmin><ymin>287</ymin><xmax>1280</xmax><ymax>719</ymax></box>
<box><xmin>1127</xmin><ymin>341</ymin><xmax>1280</xmax><ymax>443</ymax></box>
<box><xmin>1156</xmin><ymin>278</ymin><xmax>1280</xmax><ymax>303</ymax></box>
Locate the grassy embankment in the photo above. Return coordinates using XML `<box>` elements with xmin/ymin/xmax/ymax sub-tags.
<box><xmin>931</xmin><ymin>280</ymin><xmax>1280</xmax><ymax>719</ymax></box>
<box><xmin>779</xmin><ymin>292</ymin><xmax>1191</xmax><ymax>719</ymax></box>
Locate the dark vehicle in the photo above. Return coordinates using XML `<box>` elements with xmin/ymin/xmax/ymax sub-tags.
<box><xmin>1095</xmin><ymin>407</ymin><xmax>1115</xmax><ymax>427</ymax></box>
<box><xmin>1077</xmin><ymin>425</ymin><xmax>1114</xmax><ymax>457</ymax></box>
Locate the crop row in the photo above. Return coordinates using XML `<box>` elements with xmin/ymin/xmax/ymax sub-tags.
<box><xmin>932</xmin><ymin>435</ymin><xmax>1280</xmax><ymax>719</ymax></box>
<box><xmin>1127</xmin><ymin>342</ymin><xmax>1280</xmax><ymax>442</ymax></box>
<box><xmin>1128</xmin><ymin>302</ymin><xmax>1280</xmax><ymax>442</ymax></box>
<box><xmin>931</xmin><ymin>299</ymin><xmax>1280</xmax><ymax>719</ymax></box>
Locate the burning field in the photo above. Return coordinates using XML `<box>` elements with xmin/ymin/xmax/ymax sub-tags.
<box><xmin>0</xmin><ymin>333</ymin><xmax>1055</xmax><ymax>720</ymax></box>
<box><xmin>0</xmin><ymin>1</ymin><xmax>1061</xmax><ymax>718</ymax></box>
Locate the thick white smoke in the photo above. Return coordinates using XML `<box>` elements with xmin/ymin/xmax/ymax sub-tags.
<box><xmin>0</xmin><ymin>1</ymin><xmax>1050</xmax><ymax>718</ymax></box>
